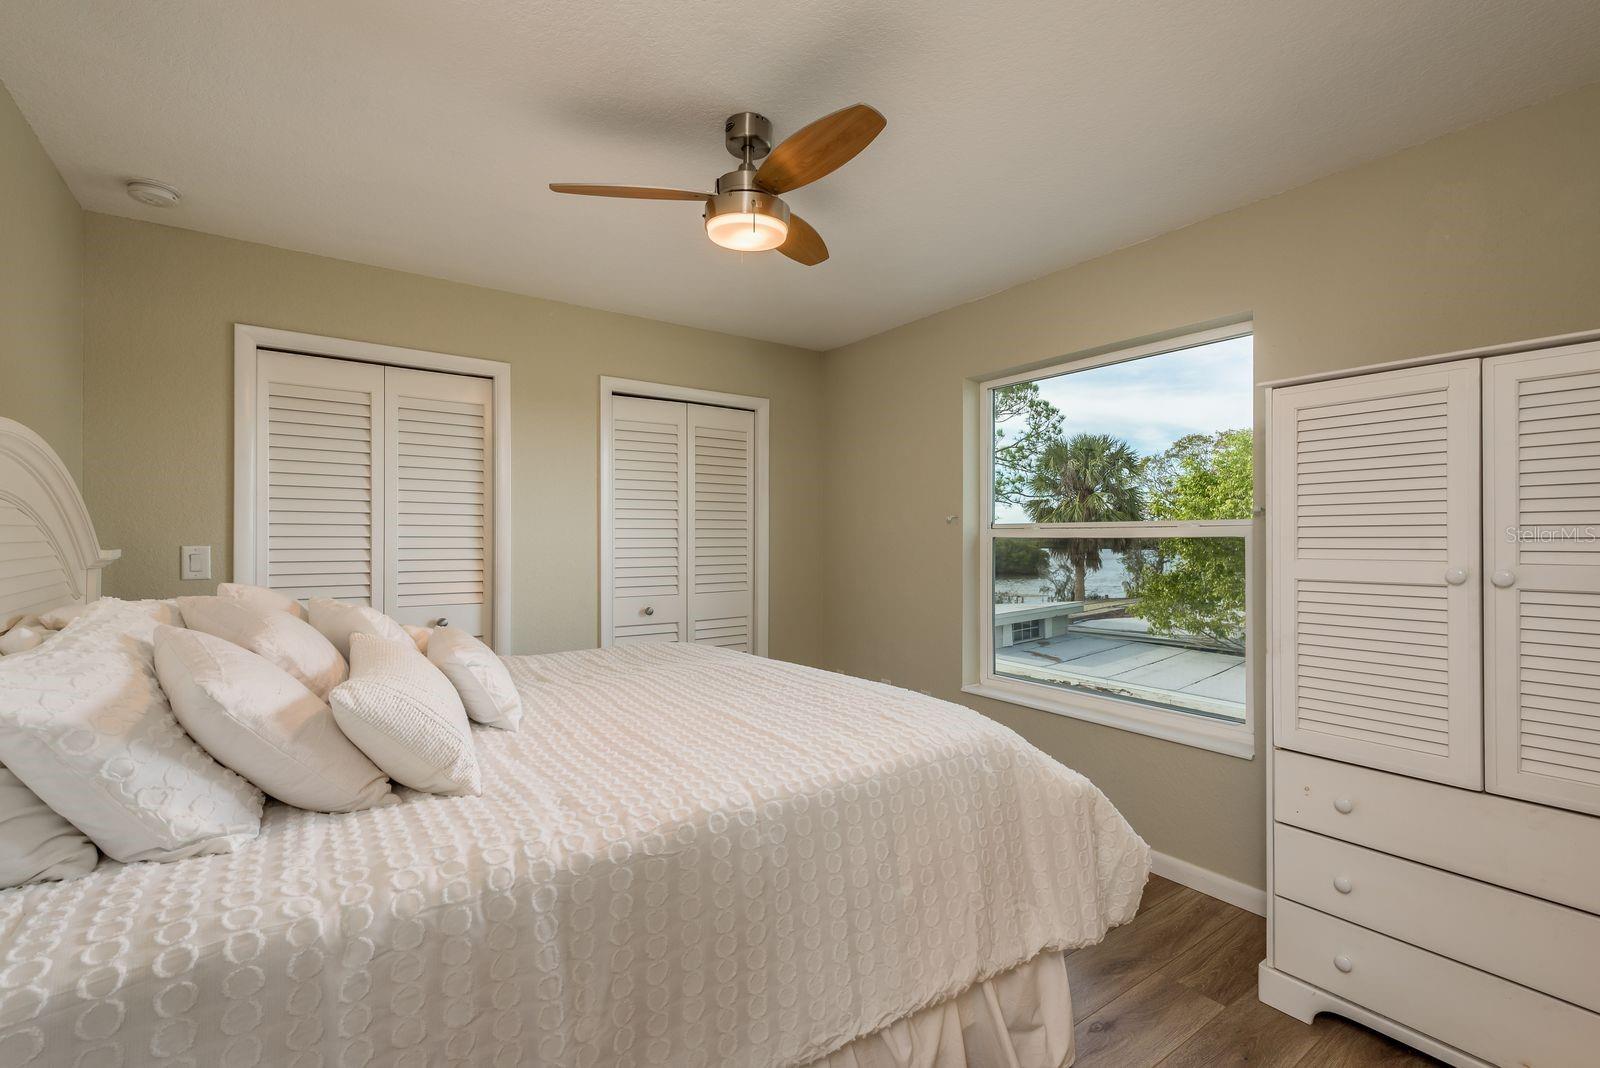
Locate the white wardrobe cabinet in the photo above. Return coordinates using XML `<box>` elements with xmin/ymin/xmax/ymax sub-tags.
<box><xmin>1264</xmin><ymin>336</ymin><xmax>1600</xmax><ymax>1068</ymax></box>
<box><xmin>605</xmin><ymin>395</ymin><xmax>757</xmax><ymax>651</ymax></box>
<box><xmin>248</xmin><ymin>350</ymin><xmax>494</xmax><ymax>640</ymax></box>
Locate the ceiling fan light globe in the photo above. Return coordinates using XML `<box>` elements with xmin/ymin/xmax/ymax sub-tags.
<box><xmin>704</xmin><ymin>190</ymin><xmax>791</xmax><ymax>253</ymax></box>
<box><xmin>706</xmin><ymin>212</ymin><xmax>789</xmax><ymax>251</ymax></box>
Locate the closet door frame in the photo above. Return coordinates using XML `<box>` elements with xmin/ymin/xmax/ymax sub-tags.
<box><xmin>599</xmin><ymin>377</ymin><xmax>770</xmax><ymax>656</ymax></box>
<box><xmin>233</xmin><ymin>324</ymin><xmax>513</xmax><ymax>650</ymax></box>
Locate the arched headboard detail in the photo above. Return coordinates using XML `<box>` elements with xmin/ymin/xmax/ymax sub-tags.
<box><xmin>0</xmin><ymin>417</ymin><xmax>119</xmax><ymax>621</ymax></box>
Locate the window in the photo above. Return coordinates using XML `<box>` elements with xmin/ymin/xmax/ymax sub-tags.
<box><xmin>970</xmin><ymin>325</ymin><xmax>1254</xmax><ymax>757</ymax></box>
<box><xmin>1011</xmin><ymin>619</ymin><xmax>1043</xmax><ymax>642</ymax></box>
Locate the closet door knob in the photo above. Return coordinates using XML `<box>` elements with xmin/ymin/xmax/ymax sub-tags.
<box><xmin>1491</xmin><ymin>569</ymin><xmax>1517</xmax><ymax>589</ymax></box>
<box><xmin>1333</xmin><ymin>797</ymin><xmax>1355</xmax><ymax>815</ymax></box>
<box><xmin>1334</xmin><ymin>955</ymin><xmax>1354</xmax><ymax>974</ymax></box>
<box><xmin>643</xmin><ymin>606</ymin><xmax>655</xmax><ymax>616</ymax></box>
<box><xmin>1333</xmin><ymin>875</ymin><xmax>1353</xmax><ymax>894</ymax></box>
<box><xmin>1444</xmin><ymin>567</ymin><xmax>1468</xmax><ymax>586</ymax></box>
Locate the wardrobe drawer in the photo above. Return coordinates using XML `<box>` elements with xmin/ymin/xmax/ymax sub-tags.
<box><xmin>1274</xmin><ymin>749</ymin><xmax>1600</xmax><ymax>914</ymax></box>
<box><xmin>1275</xmin><ymin>824</ymin><xmax>1600</xmax><ymax>1011</ymax></box>
<box><xmin>1274</xmin><ymin>898</ymin><xmax>1600</xmax><ymax>1068</ymax></box>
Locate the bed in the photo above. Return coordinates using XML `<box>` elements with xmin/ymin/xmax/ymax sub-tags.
<box><xmin>0</xmin><ymin>416</ymin><xmax>1150</xmax><ymax>1067</ymax></box>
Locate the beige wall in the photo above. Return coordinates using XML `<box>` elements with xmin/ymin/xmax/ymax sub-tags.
<box><xmin>820</xmin><ymin>83</ymin><xmax>1600</xmax><ymax>889</ymax></box>
<box><xmin>82</xmin><ymin>215</ymin><xmax>826</xmax><ymax>662</ymax></box>
<box><xmin>0</xmin><ymin>79</ymin><xmax>83</xmax><ymax>475</ymax></box>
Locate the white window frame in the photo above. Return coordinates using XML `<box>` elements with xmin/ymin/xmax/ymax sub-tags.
<box><xmin>598</xmin><ymin>376</ymin><xmax>770</xmax><ymax>656</ymax></box>
<box><xmin>963</xmin><ymin>323</ymin><xmax>1256</xmax><ymax>759</ymax></box>
<box><xmin>1012</xmin><ymin>619</ymin><xmax>1043</xmax><ymax>642</ymax></box>
<box><xmin>232</xmin><ymin>323</ymin><xmax>514</xmax><ymax>650</ymax></box>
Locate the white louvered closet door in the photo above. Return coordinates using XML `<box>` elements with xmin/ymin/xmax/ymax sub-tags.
<box><xmin>1271</xmin><ymin>360</ymin><xmax>1483</xmax><ymax>787</ymax></box>
<box><xmin>383</xmin><ymin>367</ymin><xmax>494</xmax><ymax>639</ymax></box>
<box><xmin>608</xmin><ymin>396</ymin><xmax>689</xmax><ymax>644</ymax></box>
<box><xmin>1485</xmin><ymin>341</ymin><xmax>1600</xmax><ymax>814</ymax></box>
<box><xmin>254</xmin><ymin>351</ymin><xmax>385</xmax><ymax>605</ymax></box>
<box><xmin>687</xmin><ymin>404</ymin><xmax>756</xmax><ymax>650</ymax></box>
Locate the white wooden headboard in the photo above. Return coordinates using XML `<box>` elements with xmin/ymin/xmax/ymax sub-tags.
<box><xmin>0</xmin><ymin>417</ymin><xmax>118</xmax><ymax>622</ymax></box>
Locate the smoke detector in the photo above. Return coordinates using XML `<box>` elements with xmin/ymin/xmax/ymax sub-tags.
<box><xmin>125</xmin><ymin>179</ymin><xmax>181</xmax><ymax>207</ymax></box>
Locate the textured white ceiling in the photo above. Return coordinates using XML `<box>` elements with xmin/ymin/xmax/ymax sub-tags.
<box><xmin>4</xmin><ymin>1</ymin><xmax>1599</xmax><ymax>350</ymax></box>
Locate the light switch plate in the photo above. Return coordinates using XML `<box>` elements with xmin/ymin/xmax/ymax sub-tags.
<box><xmin>180</xmin><ymin>545</ymin><xmax>212</xmax><ymax>581</ymax></box>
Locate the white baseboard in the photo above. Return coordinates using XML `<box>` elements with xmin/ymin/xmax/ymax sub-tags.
<box><xmin>1149</xmin><ymin>850</ymin><xmax>1267</xmax><ymax>916</ymax></box>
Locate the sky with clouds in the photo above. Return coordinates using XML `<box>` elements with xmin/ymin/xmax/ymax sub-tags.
<box><xmin>993</xmin><ymin>334</ymin><xmax>1252</xmax><ymax>522</ymax></box>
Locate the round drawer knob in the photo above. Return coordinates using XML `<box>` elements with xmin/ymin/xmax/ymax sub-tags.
<box><xmin>1334</xmin><ymin>954</ymin><xmax>1354</xmax><ymax>974</ymax></box>
<box><xmin>643</xmin><ymin>606</ymin><xmax>655</xmax><ymax>616</ymax></box>
<box><xmin>1333</xmin><ymin>797</ymin><xmax>1355</xmax><ymax>815</ymax></box>
<box><xmin>1333</xmin><ymin>875</ymin><xmax>1353</xmax><ymax>895</ymax></box>
<box><xmin>1444</xmin><ymin>566</ymin><xmax>1468</xmax><ymax>586</ymax></box>
<box><xmin>1491</xmin><ymin>569</ymin><xmax>1517</xmax><ymax>589</ymax></box>
<box><xmin>436</xmin><ymin>618</ymin><xmax>449</xmax><ymax>628</ymax></box>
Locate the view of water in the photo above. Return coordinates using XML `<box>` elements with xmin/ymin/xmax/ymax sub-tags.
<box><xmin>994</xmin><ymin>554</ymin><xmax>1133</xmax><ymax>603</ymax></box>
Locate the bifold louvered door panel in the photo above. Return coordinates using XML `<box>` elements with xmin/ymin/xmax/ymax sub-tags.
<box><xmin>687</xmin><ymin>404</ymin><xmax>755</xmax><ymax>651</ymax></box>
<box><xmin>383</xmin><ymin>367</ymin><xmax>493</xmax><ymax>639</ymax></box>
<box><xmin>1270</xmin><ymin>360</ymin><xmax>1483</xmax><ymax>787</ymax></box>
<box><xmin>1485</xmin><ymin>341</ymin><xmax>1600</xmax><ymax>814</ymax></box>
<box><xmin>254</xmin><ymin>352</ymin><xmax>385</xmax><ymax>604</ymax></box>
<box><xmin>608</xmin><ymin>396</ymin><xmax>688</xmax><ymax>644</ymax></box>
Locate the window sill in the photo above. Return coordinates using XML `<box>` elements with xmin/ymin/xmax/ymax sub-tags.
<box><xmin>961</xmin><ymin>679</ymin><xmax>1255</xmax><ymax>760</ymax></box>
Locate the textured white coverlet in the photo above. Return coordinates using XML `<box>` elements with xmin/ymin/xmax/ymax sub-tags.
<box><xmin>0</xmin><ymin>644</ymin><xmax>1148</xmax><ymax>1068</ymax></box>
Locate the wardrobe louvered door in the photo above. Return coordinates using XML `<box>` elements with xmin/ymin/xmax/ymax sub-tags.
<box><xmin>1270</xmin><ymin>360</ymin><xmax>1483</xmax><ymax>787</ymax></box>
<box><xmin>1485</xmin><ymin>341</ymin><xmax>1600</xmax><ymax>814</ymax></box>
<box><xmin>383</xmin><ymin>367</ymin><xmax>493</xmax><ymax>640</ymax></box>
<box><xmin>608</xmin><ymin>396</ymin><xmax>689</xmax><ymax>644</ymax></box>
<box><xmin>687</xmin><ymin>404</ymin><xmax>756</xmax><ymax>650</ymax></box>
<box><xmin>254</xmin><ymin>351</ymin><xmax>385</xmax><ymax>605</ymax></box>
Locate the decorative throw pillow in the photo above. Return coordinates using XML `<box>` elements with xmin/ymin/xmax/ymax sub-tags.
<box><xmin>330</xmin><ymin>633</ymin><xmax>480</xmax><ymax>796</ymax></box>
<box><xmin>0</xmin><ymin>598</ymin><xmax>263</xmax><ymax>863</ymax></box>
<box><xmin>153</xmin><ymin>626</ymin><xmax>394</xmax><ymax>813</ymax></box>
<box><xmin>307</xmin><ymin>597</ymin><xmax>410</xmax><ymax>660</ymax></box>
<box><xmin>0</xmin><ymin>623</ymin><xmax>46</xmax><ymax>656</ymax></box>
<box><xmin>36</xmin><ymin>602</ymin><xmax>88</xmax><ymax>630</ymax></box>
<box><xmin>217</xmin><ymin>581</ymin><xmax>306</xmax><ymax>621</ymax></box>
<box><xmin>176</xmin><ymin>596</ymin><xmax>347</xmax><ymax>699</ymax></box>
<box><xmin>427</xmin><ymin>626</ymin><xmax>522</xmax><ymax>730</ymax></box>
<box><xmin>0</xmin><ymin>763</ymin><xmax>98</xmax><ymax>889</ymax></box>
<box><xmin>403</xmin><ymin>624</ymin><xmax>431</xmax><ymax>655</ymax></box>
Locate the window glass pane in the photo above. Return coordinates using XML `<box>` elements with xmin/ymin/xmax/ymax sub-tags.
<box><xmin>993</xmin><ymin>536</ymin><xmax>1245</xmax><ymax>722</ymax></box>
<box><xmin>991</xmin><ymin>335</ymin><xmax>1253</xmax><ymax>524</ymax></box>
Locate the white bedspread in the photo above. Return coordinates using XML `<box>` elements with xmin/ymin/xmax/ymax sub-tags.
<box><xmin>0</xmin><ymin>644</ymin><xmax>1148</xmax><ymax>1068</ymax></box>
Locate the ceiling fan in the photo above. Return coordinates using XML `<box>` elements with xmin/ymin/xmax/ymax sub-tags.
<box><xmin>550</xmin><ymin>104</ymin><xmax>886</xmax><ymax>266</ymax></box>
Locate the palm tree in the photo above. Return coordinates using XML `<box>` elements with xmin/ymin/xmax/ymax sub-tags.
<box><xmin>1022</xmin><ymin>433</ymin><xmax>1144</xmax><ymax>602</ymax></box>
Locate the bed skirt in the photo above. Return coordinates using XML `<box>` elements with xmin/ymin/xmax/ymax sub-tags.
<box><xmin>807</xmin><ymin>951</ymin><xmax>1074</xmax><ymax>1068</ymax></box>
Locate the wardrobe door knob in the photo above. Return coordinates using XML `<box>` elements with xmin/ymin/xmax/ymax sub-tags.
<box><xmin>1333</xmin><ymin>875</ymin><xmax>1353</xmax><ymax>894</ymax></box>
<box><xmin>1333</xmin><ymin>797</ymin><xmax>1355</xmax><ymax>815</ymax></box>
<box><xmin>1334</xmin><ymin>955</ymin><xmax>1354</xmax><ymax>974</ymax></box>
<box><xmin>1444</xmin><ymin>566</ymin><xmax>1468</xmax><ymax>586</ymax></box>
<box><xmin>1491</xmin><ymin>569</ymin><xmax>1517</xmax><ymax>589</ymax></box>
<box><xmin>643</xmin><ymin>606</ymin><xmax>655</xmax><ymax>616</ymax></box>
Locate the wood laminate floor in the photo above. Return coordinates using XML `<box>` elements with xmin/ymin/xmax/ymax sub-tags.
<box><xmin>1066</xmin><ymin>876</ymin><xmax>1443</xmax><ymax>1067</ymax></box>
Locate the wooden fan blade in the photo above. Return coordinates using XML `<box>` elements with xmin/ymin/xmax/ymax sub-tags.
<box><xmin>549</xmin><ymin>184</ymin><xmax>710</xmax><ymax>201</ymax></box>
<box><xmin>778</xmin><ymin>213</ymin><xmax>828</xmax><ymax>265</ymax></box>
<box><xmin>756</xmin><ymin>104</ymin><xmax>885</xmax><ymax>193</ymax></box>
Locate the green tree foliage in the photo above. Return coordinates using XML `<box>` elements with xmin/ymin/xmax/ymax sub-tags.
<box><xmin>991</xmin><ymin>383</ymin><xmax>1064</xmax><ymax>505</ymax></box>
<box><xmin>1126</xmin><ymin>429</ymin><xmax>1253</xmax><ymax>648</ymax></box>
<box><xmin>993</xmin><ymin>538</ymin><xmax>1047</xmax><ymax>576</ymax></box>
<box><xmin>1022</xmin><ymin>434</ymin><xmax>1144</xmax><ymax>602</ymax></box>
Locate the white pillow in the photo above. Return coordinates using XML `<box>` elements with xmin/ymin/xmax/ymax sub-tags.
<box><xmin>308</xmin><ymin>597</ymin><xmax>410</xmax><ymax>660</ymax></box>
<box><xmin>0</xmin><ymin>598</ymin><xmax>263</xmax><ymax>863</ymax></box>
<box><xmin>217</xmin><ymin>582</ymin><xmax>306</xmax><ymax>621</ymax></box>
<box><xmin>403</xmin><ymin>624</ymin><xmax>431</xmax><ymax>654</ymax></box>
<box><xmin>153</xmin><ymin>625</ymin><xmax>395</xmax><ymax>813</ymax></box>
<box><xmin>0</xmin><ymin>763</ymin><xmax>97</xmax><ymax>889</ymax></box>
<box><xmin>37</xmin><ymin>602</ymin><xmax>88</xmax><ymax>630</ymax></box>
<box><xmin>0</xmin><ymin>624</ymin><xmax>47</xmax><ymax>656</ymax></box>
<box><xmin>427</xmin><ymin>626</ymin><xmax>522</xmax><ymax>730</ymax></box>
<box><xmin>176</xmin><ymin>596</ymin><xmax>347</xmax><ymax>699</ymax></box>
<box><xmin>330</xmin><ymin>633</ymin><xmax>480</xmax><ymax>796</ymax></box>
